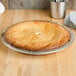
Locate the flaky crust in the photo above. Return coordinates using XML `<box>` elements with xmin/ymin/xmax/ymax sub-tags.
<box><xmin>4</xmin><ymin>21</ymin><xmax>70</xmax><ymax>51</ymax></box>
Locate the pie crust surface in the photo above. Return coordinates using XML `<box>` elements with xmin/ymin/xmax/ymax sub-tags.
<box><xmin>4</xmin><ymin>21</ymin><xmax>70</xmax><ymax>51</ymax></box>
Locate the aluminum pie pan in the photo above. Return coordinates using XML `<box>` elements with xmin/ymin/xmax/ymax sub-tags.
<box><xmin>1</xmin><ymin>20</ymin><xmax>74</xmax><ymax>55</ymax></box>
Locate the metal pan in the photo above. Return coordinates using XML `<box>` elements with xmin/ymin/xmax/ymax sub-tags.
<box><xmin>1</xmin><ymin>20</ymin><xmax>74</xmax><ymax>55</ymax></box>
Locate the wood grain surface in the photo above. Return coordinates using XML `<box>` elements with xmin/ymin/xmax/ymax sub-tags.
<box><xmin>0</xmin><ymin>10</ymin><xmax>76</xmax><ymax>76</ymax></box>
<box><xmin>1</xmin><ymin>0</ymin><xmax>76</xmax><ymax>9</ymax></box>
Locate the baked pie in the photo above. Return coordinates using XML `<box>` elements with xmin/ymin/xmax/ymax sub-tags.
<box><xmin>4</xmin><ymin>21</ymin><xmax>70</xmax><ymax>51</ymax></box>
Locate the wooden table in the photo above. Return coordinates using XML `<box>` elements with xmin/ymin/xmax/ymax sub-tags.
<box><xmin>0</xmin><ymin>10</ymin><xmax>76</xmax><ymax>76</ymax></box>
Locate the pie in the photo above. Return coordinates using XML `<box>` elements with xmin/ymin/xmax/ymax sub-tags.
<box><xmin>4</xmin><ymin>21</ymin><xmax>70</xmax><ymax>51</ymax></box>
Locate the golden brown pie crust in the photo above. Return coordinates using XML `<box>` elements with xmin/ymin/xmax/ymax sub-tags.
<box><xmin>4</xmin><ymin>21</ymin><xmax>70</xmax><ymax>51</ymax></box>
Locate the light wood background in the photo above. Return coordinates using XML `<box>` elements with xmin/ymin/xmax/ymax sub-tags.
<box><xmin>0</xmin><ymin>10</ymin><xmax>76</xmax><ymax>76</ymax></box>
<box><xmin>1</xmin><ymin>0</ymin><xmax>76</xmax><ymax>10</ymax></box>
